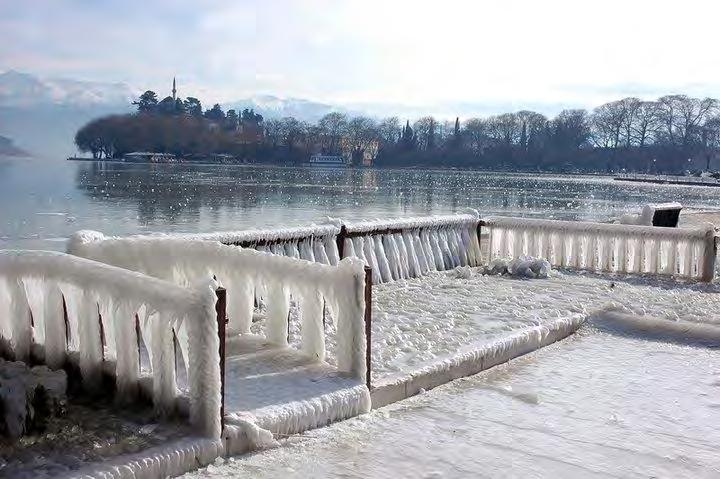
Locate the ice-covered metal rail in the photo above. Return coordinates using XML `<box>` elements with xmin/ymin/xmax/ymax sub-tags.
<box><xmin>483</xmin><ymin>216</ymin><xmax>717</xmax><ymax>281</ymax></box>
<box><xmin>68</xmin><ymin>233</ymin><xmax>369</xmax><ymax>383</ymax></box>
<box><xmin>0</xmin><ymin>250</ymin><xmax>222</xmax><ymax>438</ymax></box>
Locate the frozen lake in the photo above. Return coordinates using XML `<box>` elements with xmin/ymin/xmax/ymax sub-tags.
<box><xmin>185</xmin><ymin>324</ymin><xmax>720</xmax><ymax>479</ymax></box>
<box><xmin>4</xmin><ymin>159</ymin><xmax>720</xmax><ymax>250</ymax></box>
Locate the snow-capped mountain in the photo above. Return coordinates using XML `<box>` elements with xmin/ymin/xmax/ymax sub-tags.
<box><xmin>0</xmin><ymin>70</ymin><xmax>137</xmax><ymax>107</ymax></box>
<box><xmin>223</xmin><ymin>94</ymin><xmax>355</xmax><ymax>122</ymax></box>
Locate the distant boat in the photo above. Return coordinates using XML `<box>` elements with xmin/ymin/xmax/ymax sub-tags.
<box><xmin>308</xmin><ymin>154</ymin><xmax>348</xmax><ymax>167</ymax></box>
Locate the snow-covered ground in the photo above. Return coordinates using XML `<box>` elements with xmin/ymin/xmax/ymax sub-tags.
<box><xmin>0</xmin><ymin>399</ymin><xmax>190</xmax><ymax>478</ymax></box>
<box><xmin>184</xmin><ymin>322</ymin><xmax>720</xmax><ymax>478</ymax></box>
<box><xmin>266</xmin><ymin>268</ymin><xmax>720</xmax><ymax>382</ymax></box>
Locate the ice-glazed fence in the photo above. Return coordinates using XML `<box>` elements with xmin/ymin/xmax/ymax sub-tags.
<box><xmin>484</xmin><ymin>216</ymin><xmax>717</xmax><ymax>281</ymax></box>
<box><xmin>339</xmin><ymin>214</ymin><xmax>483</xmax><ymax>283</ymax></box>
<box><xmin>0</xmin><ymin>250</ymin><xmax>221</xmax><ymax>438</ymax></box>
<box><xmin>67</xmin><ymin>233</ymin><xmax>369</xmax><ymax>382</ymax></box>
<box><xmin>165</xmin><ymin>224</ymin><xmax>342</xmax><ymax>266</ymax></box>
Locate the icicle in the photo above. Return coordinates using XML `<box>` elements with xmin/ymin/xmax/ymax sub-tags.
<box><xmin>352</xmin><ymin>237</ymin><xmax>367</xmax><ymax>266</ymax></box>
<box><xmin>266</xmin><ymin>281</ymin><xmax>290</xmax><ymax>345</ymax></box>
<box><xmin>382</xmin><ymin>235</ymin><xmax>401</xmax><ymax>280</ymax></box>
<box><xmin>98</xmin><ymin>296</ymin><xmax>116</xmax><ymax>361</ymax></box>
<box><xmin>683</xmin><ymin>240</ymin><xmax>696</xmax><ymax>277</ymax></box>
<box><xmin>9</xmin><ymin>277</ymin><xmax>31</xmax><ymax>362</ymax></box>
<box><xmin>617</xmin><ymin>237</ymin><xmax>627</xmax><ymax>273</ymax></box>
<box><xmin>402</xmin><ymin>231</ymin><xmax>421</xmax><ymax>277</ymax></box>
<box><xmin>573</xmin><ymin>235</ymin><xmax>582</xmax><ymax>269</ymax></box>
<box><xmin>298</xmin><ymin>239</ymin><xmax>315</xmax><ymax>262</ymax></box>
<box><xmin>344</xmin><ymin>237</ymin><xmax>356</xmax><ymax>259</ymax></box>
<box><xmin>227</xmin><ymin>272</ymin><xmax>254</xmax><ymax>334</ymax></box>
<box><xmin>420</xmin><ymin>230</ymin><xmax>435</xmax><ymax>271</ymax></box>
<box><xmin>149</xmin><ymin>313</ymin><xmax>176</xmax><ymax>416</ymax></box>
<box><xmin>363</xmin><ymin>235</ymin><xmax>381</xmax><ymax>283</ymax></box>
<box><xmin>22</xmin><ymin>277</ymin><xmax>44</xmax><ymax>346</ymax></box>
<box><xmin>43</xmin><ymin>282</ymin><xmax>66</xmax><ymax>369</ymax></box>
<box><xmin>374</xmin><ymin>236</ymin><xmax>393</xmax><ymax>282</ymax></box>
<box><xmin>587</xmin><ymin>234</ymin><xmax>598</xmax><ymax>271</ymax></box>
<box><xmin>325</xmin><ymin>236</ymin><xmax>340</xmax><ymax>265</ymax></box>
<box><xmin>413</xmin><ymin>230</ymin><xmax>430</xmax><ymax>275</ymax></box>
<box><xmin>446</xmin><ymin>229</ymin><xmax>462</xmax><ymax>267</ymax></box>
<box><xmin>313</xmin><ymin>238</ymin><xmax>330</xmax><ymax>265</ymax></box>
<box><xmin>113</xmin><ymin>300</ymin><xmax>139</xmax><ymax>402</ymax></box>
<box><xmin>437</xmin><ymin>230</ymin><xmax>454</xmax><ymax>270</ymax></box>
<box><xmin>429</xmin><ymin>230</ymin><xmax>445</xmax><ymax>270</ymax></box>
<box><xmin>666</xmin><ymin>240</ymin><xmax>678</xmax><ymax>275</ymax></box>
<box><xmin>460</xmin><ymin>227</ymin><xmax>475</xmax><ymax>266</ymax></box>
<box><xmin>284</xmin><ymin>242</ymin><xmax>300</xmax><ymax>259</ymax></box>
<box><xmin>394</xmin><ymin>233</ymin><xmax>410</xmax><ymax>279</ymax></box>
<box><xmin>300</xmin><ymin>289</ymin><xmax>325</xmax><ymax>361</ymax></box>
<box><xmin>270</xmin><ymin>243</ymin><xmax>285</xmax><ymax>257</ymax></box>
<box><xmin>78</xmin><ymin>290</ymin><xmax>102</xmax><ymax>392</ymax></box>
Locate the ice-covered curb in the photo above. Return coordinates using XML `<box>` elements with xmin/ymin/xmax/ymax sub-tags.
<box><xmin>224</xmin><ymin>383</ymin><xmax>371</xmax><ymax>455</ymax></box>
<box><xmin>60</xmin><ymin>437</ymin><xmax>224</xmax><ymax>479</ymax></box>
<box><xmin>590</xmin><ymin>308</ymin><xmax>720</xmax><ymax>345</ymax></box>
<box><xmin>370</xmin><ymin>314</ymin><xmax>586</xmax><ymax>408</ymax></box>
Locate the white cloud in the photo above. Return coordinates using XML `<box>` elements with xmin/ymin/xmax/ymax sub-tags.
<box><xmin>2</xmin><ymin>0</ymin><xmax>720</xmax><ymax>111</ymax></box>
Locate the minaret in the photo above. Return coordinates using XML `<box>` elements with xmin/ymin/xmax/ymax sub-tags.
<box><xmin>172</xmin><ymin>77</ymin><xmax>177</xmax><ymax>101</ymax></box>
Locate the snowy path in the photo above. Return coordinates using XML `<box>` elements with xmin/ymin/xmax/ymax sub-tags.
<box><xmin>368</xmin><ymin>269</ymin><xmax>720</xmax><ymax>378</ymax></box>
<box><xmin>185</xmin><ymin>324</ymin><xmax>720</xmax><ymax>479</ymax></box>
<box><xmin>224</xmin><ymin>335</ymin><xmax>364</xmax><ymax>413</ymax></box>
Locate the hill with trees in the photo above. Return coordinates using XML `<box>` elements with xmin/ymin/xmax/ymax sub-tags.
<box><xmin>75</xmin><ymin>89</ymin><xmax>720</xmax><ymax>173</ymax></box>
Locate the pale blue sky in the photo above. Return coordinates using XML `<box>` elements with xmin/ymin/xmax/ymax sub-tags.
<box><xmin>2</xmin><ymin>0</ymin><xmax>720</xmax><ymax>109</ymax></box>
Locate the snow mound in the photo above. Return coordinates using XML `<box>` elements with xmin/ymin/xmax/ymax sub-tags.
<box><xmin>484</xmin><ymin>257</ymin><xmax>551</xmax><ymax>279</ymax></box>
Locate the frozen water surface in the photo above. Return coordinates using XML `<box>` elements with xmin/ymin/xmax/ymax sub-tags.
<box><xmin>184</xmin><ymin>324</ymin><xmax>720</xmax><ymax>478</ymax></box>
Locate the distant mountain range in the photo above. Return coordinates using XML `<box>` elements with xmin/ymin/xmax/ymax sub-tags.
<box><xmin>0</xmin><ymin>70</ymin><xmax>572</xmax><ymax>159</ymax></box>
<box><xmin>0</xmin><ymin>135</ymin><xmax>29</xmax><ymax>157</ymax></box>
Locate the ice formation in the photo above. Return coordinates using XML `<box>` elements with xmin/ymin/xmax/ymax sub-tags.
<box><xmin>136</xmin><ymin>224</ymin><xmax>342</xmax><ymax>266</ymax></box>
<box><xmin>103</xmin><ymin>213</ymin><xmax>484</xmax><ymax>286</ymax></box>
<box><xmin>68</xmin><ymin>232</ymin><xmax>369</xmax><ymax>383</ymax></box>
<box><xmin>485</xmin><ymin>216</ymin><xmax>716</xmax><ymax>280</ymax></box>
<box><xmin>342</xmin><ymin>213</ymin><xmax>482</xmax><ymax>284</ymax></box>
<box><xmin>485</xmin><ymin>257</ymin><xmax>551</xmax><ymax>278</ymax></box>
<box><xmin>0</xmin><ymin>250</ymin><xmax>221</xmax><ymax>439</ymax></box>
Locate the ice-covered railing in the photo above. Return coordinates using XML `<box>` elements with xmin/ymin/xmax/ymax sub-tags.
<box><xmin>159</xmin><ymin>224</ymin><xmax>342</xmax><ymax>266</ymax></box>
<box><xmin>484</xmin><ymin>216</ymin><xmax>717</xmax><ymax>281</ymax></box>
<box><xmin>339</xmin><ymin>213</ymin><xmax>483</xmax><ymax>283</ymax></box>
<box><xmin>68</xmin><ymin>232</ymin><xmax>368</xmax><ymax>381</ymax></box>
<box><xmin>0</xmin><ymin>250</ymin><xmax>221</xmax><ymax>438</ymax></box>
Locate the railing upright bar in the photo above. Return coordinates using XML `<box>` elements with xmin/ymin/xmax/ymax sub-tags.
<box><xmin>215</xmin><ymin>287</ymin><xmax>227</xmax><ymax>431</ymax></box>
<box><xmin>364</xmin><ymin>266</ymin><xmax>372</xmax><ymax>391</ymax></box>
<box><xmin>337</xmin><ymin>224</ymin><xmax>347</xmax><ymax>260</ymax></box>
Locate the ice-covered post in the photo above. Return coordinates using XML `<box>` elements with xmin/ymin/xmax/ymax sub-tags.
<box><xmin>216</xmin><ymin>287</ymin><xmax>227</xmax><ymax>431</ymax></box>
<box><xmin>700</xmin><ymin>228</ymin><xmax>717</xmax><ymax>282</ymax></box>
<box><xmin>364</xmin><ymin>265</ymin><xmax>372</xmax><ymax>391</ymax></box>
<box><xmin>337</xmin><ymin>224</ymin><xmax>347</xmax><ymax>260</ymax></box>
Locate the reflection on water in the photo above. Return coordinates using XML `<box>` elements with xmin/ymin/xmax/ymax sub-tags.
<box><xmin>2</xmin><ymin>159</ymin><xmax>720</xmax><ymax>250</ymax></box>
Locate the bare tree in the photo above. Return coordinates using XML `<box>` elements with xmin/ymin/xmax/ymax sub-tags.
<box><xmin>318</xmin><ymin>112</ymin><xmax>348</xmax><ymax>153</ymax></box>
<box><xmin>462</xmin><ymin>118</ymin><xmax>489</xmax><ymax>155</ymax></box>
